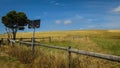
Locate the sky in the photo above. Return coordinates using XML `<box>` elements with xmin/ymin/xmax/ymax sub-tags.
<box><xmin>0</xmin><ymin>0</ymin><xmax>120</xmax><ymax>34</ymax></box>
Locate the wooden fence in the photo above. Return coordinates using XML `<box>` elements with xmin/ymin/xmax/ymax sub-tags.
<box><xmin>0</xmin><ymin>38</ymin><xmax>120</xmax><ymax>68</ymax></box>
<box><xmin>9</xmin><ymin>39</ymin><xmax>120</xmax><ymax>62</ymax></box>
<box><xmin>0</xmin><ymin>37</ymin><xmax>51</xmax><ymax>43</ymax></box>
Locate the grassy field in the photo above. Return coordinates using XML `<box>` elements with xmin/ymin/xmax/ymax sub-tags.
<box><xmin>0</xmin><ymin>30</ymin><xmax>120</xmax><ymax>68</ymax></box>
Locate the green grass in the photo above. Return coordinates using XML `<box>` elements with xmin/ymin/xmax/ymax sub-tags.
<box><xmin>0</xmin><ymin>56</ymin><xmax>17</xmax><ymax>62</ymax></box>
<box><xmin>92</xmin><ymin>38</ymin><xmax>120</xmax><ymax>56</ymax></box>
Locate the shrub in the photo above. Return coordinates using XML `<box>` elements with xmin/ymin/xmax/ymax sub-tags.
<box><xmin>7</xmin><ymin>46</ymin><xmax>38</xmax><ymax>64</ymax></box>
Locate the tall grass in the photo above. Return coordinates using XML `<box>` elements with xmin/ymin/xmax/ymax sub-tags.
<box><xmin>6</xmin><ymin>46</ymin><xmax>38</xmax><ymax>64</ymax></box>
<box><xmin>92</xmin><ymin>38</ymin><xmax>120</xmax><ymax>56</ymax></box>
<box><xmin>1</xmin><ymin>45</ymin><xmax>120</xmax><ymax>68</ymax></box>
<box><xmin>0</xmin><ymin>30</ymin><xmax>120</xmax><ymax>68</ymax></box>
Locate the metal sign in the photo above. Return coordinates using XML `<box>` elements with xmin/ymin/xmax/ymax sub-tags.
<box><xmin>28</xmin><ymin>19</ymin><xmax>41</xmax><ymax>54</ymax></box>
<box><xmin>28</xmin><ymin>19</ymin><xmax>40</xmax><ymax>29</ymax></box>
<box><xmin>18</xmin><ymin>26</ymin><xmax>25</xmax><ymax>30</ymax></box>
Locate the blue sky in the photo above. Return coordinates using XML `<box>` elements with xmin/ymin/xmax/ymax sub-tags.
<box><xmin>0</xmin><ymin>0</ymin><xmax>120</xmax><ymax>34</ymax></box>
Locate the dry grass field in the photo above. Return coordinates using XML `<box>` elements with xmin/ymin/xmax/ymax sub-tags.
<box><xmin>0</xmin><ymin>30</ymin><xmax>120</xmax><ymax>68</ymax></box>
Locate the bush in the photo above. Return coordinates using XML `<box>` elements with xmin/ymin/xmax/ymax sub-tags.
<box><xmin>7</xmin><ymin>46</ymin><xmax>38</xmax><ymax>64</ymax></box>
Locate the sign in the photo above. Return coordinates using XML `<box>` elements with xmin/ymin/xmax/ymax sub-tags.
<box><xmin>28</xmin><ymin>19</ymin><xmax>41</xmax><ymax>54</ymax></box>
<box><xmin>18</xmin><ymin>26</ymin><xmax>25</xmax><ymax>30</ymax></box>
<box><xmin>28</xmin><ymin>19</ymin><xmax>40</xmax><ymax>28</ymax></box>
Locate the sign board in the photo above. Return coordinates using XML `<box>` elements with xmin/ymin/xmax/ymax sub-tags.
<box><xmin>28</xmin><ymin>19</ymin><xmax>41</xmax><ymax>53</ymax></box>
<box><xmin>19</xmin><ymin>26</ymin><xmax>25</xmax><ymax>30</ymax></box>
<box><xmin>28</xmin><ymin>19</ymin><xmax>40</xmax><ymax>29</ymax></box>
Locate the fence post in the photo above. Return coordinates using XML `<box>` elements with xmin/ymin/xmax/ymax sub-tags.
<box><xmin>49</xmin><ymin>37</ymin><xmax>51</xmax><ymax>43</ymax></box>
<box><xmin>68</xmin><ymin>46</ymin><xmax>71</xmax><ymax>68</ymax></box>
<box><xmin>10</xmin><ymin>40</ymin><xmax>13</xmax><ymax>46</ymax></box>
<box><xmin>7</xmin><ymin>38</ymin><xmax>10</xmax><ymax>45</ymax></box>
<box><xmin>0</xmin><ymin>38</ymin><xmax>3</xmax><ymax>47</ymax></box>
<box><xmin>31</xmin><ymin>38</ymin><xmax>32</xmax><ymax>42</ymax></box>
<box><xmin>0</xmin><ymin>39</ymin><xmax>1</xmax><ymax>47</ymax></box>
<box><xmin>1</xmin><ymin>38</ymin><xmax>3</xmax><ymax>44</ymax></box>
<box><xmin>19</xmin><ymin>38</ymin><xmax>22</xmax><ymax>46</ymax></box>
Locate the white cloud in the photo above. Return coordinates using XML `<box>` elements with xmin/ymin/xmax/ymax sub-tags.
<box><xmin>87</xmin><ymin>19</ymin><xmax>94</xmax><ymax>22</ymax></box>
<box><xmin>74</xmin><ymin>14</ymin><xmax>96</xmax><ymax>23</ymax></box>
<box><xmin>43</xmin><ymin>12</ymin><xmax>47</xmax><ymax>15</ymax></box>
<box><xmin>80</xmin><ymin>28</ymin><xmax>83</xmax><ymax>30</ymax></box>
<box><xmin>55</xmin><ymin>20</ymin><xmax>61</xmax><ymax>24</ymax></box>
<box><xmin>55</xmin><ymin>3</ymin><xmax>60</xmax><ymax>5</ymax></box>
<box><xmin>49</xmin><ymin>1</ymin><xmax>61</xmax><ymax>6</ymax></box>
<box><xmin>75</xmin><ymin>14</ymin><xmax>83</xmax><ymax>19</ymax></box>
<box><xmin>87</xmin><ymin>19</ymin><xmax>98</xmax><ymax>23</ymax></box>
<box><xmin>112</xmin><ymin>6</ymin><xmax>120</xmax><ymax>13</ymax></box>
<box><xmin>64</xmin><ymin>20</ymin><xmax>72</xmax><ymax>25</ymax></box>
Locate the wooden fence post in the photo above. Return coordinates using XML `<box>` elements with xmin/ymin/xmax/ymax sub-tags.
<box><xmin>10</xmin><ymin>40</ymin><xmax>13</xmax><ymax>46</ymax></box>
<box><xmin>1</xmin><ymin>38</ymin><xmax>3</xmax><ymax>44</ymax></box>
<box><xmin>19</xmin><ymin>38</ymin><xmax>22</xmax><ymax>46</ymax></box>
<box><xmin>31</xmin><ymin>38</ymin><xmax>32</xmax><ymax>42</ymax></box>
<box><xmin>68</xmin><ymin>46</ymin><xmax>71</xmax><ymax>68</ymax></box>
<box><xmin>49</xmin><ymin>37</ymin><xmax>51</xmax><ymax>43</ymax></box>
<box><xmin>0</xmin><ymin>39</ymin><xmax>1</xmax><ymax>47</ymax></box>
<box><xmin>0</xmin><ymin>38</ymin><xmax>3</xmax><ymax>47</ymax></box>
<box><xmin>7</xmin><ymin>38</ymin><xmax>10</xmax><ymax>45</ymax></box>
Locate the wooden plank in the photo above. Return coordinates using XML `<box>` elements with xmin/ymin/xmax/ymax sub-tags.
<box><xmin>34</xmin><ymin>42</ymin><xmax>120</xmax><ymax>62</ymax></box>
<box><xmin>9</xmin><ymin>40</ymin><xmax>120</xmax><ymax>63</ymax></box>
<box><xmin>35</xmin><ymin>43</ymin><xmax>67</xmax><ymax>51</ymax></box>
<box><xmin>70</xmin><ymin>49</ymin><xmax>120</xmax><ymax>62</ymax></box>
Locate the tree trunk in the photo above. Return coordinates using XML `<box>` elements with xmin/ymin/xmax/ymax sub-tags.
<box><xmin>13</xmin><ymin>32</ymin><xmax>16</xmax><ymax>40</ymax></box>
<box><xmin>12</xmin><ymin>28</ymin><xmax>17</xmax><ymax>40</ymax></box>
<box><xmin>6</xmin><ymin>28</ymin><xmax>10</xmax><ymax>39</ymax></box>
<box><xmin>5</xmin><ymin>28</ymin><xmax>11</xmax><ymax>45</ymax></box>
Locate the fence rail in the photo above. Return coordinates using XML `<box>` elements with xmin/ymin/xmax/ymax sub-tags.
<box><xmin>8</xmin><ymin>39</ymin><xmax>120</xmax><ymax>63</ymax></box>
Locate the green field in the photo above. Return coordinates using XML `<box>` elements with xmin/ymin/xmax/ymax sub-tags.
<box><xmin>0</xmin><ymin>30</ymin><xmax>120</xmax><ymax>68</ymax></box>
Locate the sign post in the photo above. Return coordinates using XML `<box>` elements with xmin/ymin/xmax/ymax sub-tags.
<box><xmin>32</xmin><ymin>27</ymin><xmax>35</xmax><ymax>53</ymax></box>
<box><xmin>28</xmin><ymin>19</ymin><xmax>40</xmax><ymax>54</ymax></box>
